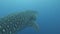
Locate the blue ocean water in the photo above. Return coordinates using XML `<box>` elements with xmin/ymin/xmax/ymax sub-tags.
<box><xmin>0</xmin><ymin>0</ymin><xmax>60</xmax><ymax>34</ymax></box>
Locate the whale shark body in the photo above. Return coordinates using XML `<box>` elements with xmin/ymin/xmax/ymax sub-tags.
<box><xmin>0</xmin><ymin>10</ymin><xmax>39</xmax><ymax>34</ymax></box>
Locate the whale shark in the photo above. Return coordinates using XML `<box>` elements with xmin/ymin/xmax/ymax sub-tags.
<box><xmin>0</xmin><ymin>10</ymin><xmax>39</xmax><ymax>34</ymax></box>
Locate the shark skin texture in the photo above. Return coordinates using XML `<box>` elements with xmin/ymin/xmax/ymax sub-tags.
<box><xmin>0</xmin><ymin>10</ymin><xmax>39</xmax><ymax>34</ymax></box>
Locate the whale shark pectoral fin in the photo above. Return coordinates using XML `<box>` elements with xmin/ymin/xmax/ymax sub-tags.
<box><xmin>32</xmin><ymin>22</ymin><xmax>39</xmax><ymax>32</ymax></box>
<box><xmin>28</xmin><ymin>21</ymin><xmax>39</xmax><ymax>32</ymax></box>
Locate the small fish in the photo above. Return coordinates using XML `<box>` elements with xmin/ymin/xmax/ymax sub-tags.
<box><xmin>0</xmin><ymin>10</ymin><xmax>39</xmax><ymax>34</ymax></box>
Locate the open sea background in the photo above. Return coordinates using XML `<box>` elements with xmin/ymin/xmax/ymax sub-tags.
<box><xmin>0</xmin><ymin>0</ymin><xmax>60</xmax><ymax>34</ymax></box>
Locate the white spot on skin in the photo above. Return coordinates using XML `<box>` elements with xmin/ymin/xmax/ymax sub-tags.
<box><xmin>2</xmin><ymin>29</ymin><xmax>5</xmax><ymax>32</ymax></box>
<box><xmin>10</xmin><ymin>31</ymin><xmax>12</xmax><ymax>34</ymax></box>
<box><xmin>15</xmin><ymin>24</ymin><xmax>17</xmax><ymax>27</ymax></box>
<box><xmin>7</xmin><ymin>25</ymin><xmax>9</xmax><ymax>28</ymax></box>
<box><xmin>8</xmin><ymin>20</ymin><xmax>10</xmax><ymax>21</ymax></box>
<box><xmin>13</xmin><ymin>27</ymin><xmax>16</xmax><ymax>31</ymax></box>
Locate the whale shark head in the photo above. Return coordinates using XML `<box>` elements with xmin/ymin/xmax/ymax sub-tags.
<box><xmin>20</xmin><ymin>10</ymin><xmax>39</xmax><ymax>32</ymax></box>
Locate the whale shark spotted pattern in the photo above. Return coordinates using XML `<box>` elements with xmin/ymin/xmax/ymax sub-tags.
<box><xmin>0</xmin><ymin>10</ymin><xmax>39</xmax><ymax>34</ymax></box>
